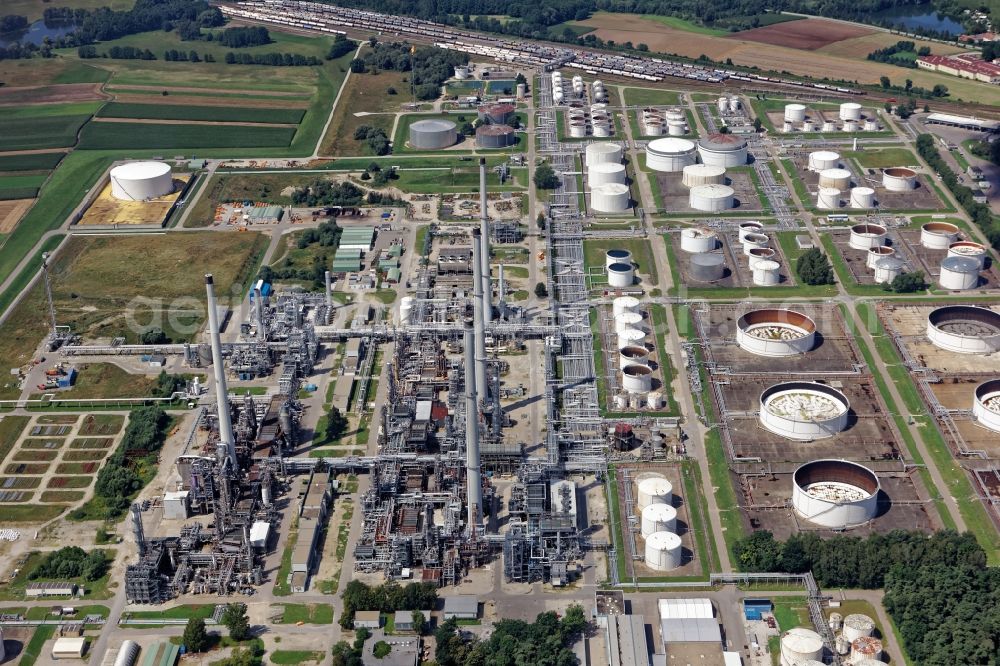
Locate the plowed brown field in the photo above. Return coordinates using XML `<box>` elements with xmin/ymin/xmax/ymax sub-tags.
<box><xmin>0</xmin><ymin>83</ymin><xmax>105</xmax><ymax>106</ymax></box>
<box><xmin>732</xmin><ymin>19</ymin><xmax>872</xmax><ymax>49</ymax></box>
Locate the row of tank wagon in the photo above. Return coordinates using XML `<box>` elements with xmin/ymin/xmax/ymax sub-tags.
<box><xmin>781</xmin><ymin>101</ymin><xmax>880</xmax><ymax>133</ymax></box>
<box><xmin>678</xmin><ymin>222</ymin><xmax>782</xmax><ymax>286</ymax></box>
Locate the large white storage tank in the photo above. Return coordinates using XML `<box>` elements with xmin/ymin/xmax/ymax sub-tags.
<box><xmin>850</xmin><ymin>637</ymin><xmax>884</xmax><ymax>663</ymax></box>
<box><xmin>748</xmin><ymin>247</ymin><xmax>776</xmax><ymax>268</ymax></box>
<box><xmin>644</xmin><ymin>531</ymin><xmax>682</xmax><ymax>571</ymax></box>
<box><xmin>818</xmin><ymin>168</ymin><xmax>851</xmax><ymax>190</ymax></box>
<box><xmin>793</xmin><ymin>459</ymin><xmax>880</xmax><ymax>528</ymax></box>
<box><xmin>680</xmin><ymin>227</ymin><xmax>718</xmax><ymax>253</ymax></box>
<box><xmin>697</xmin><ymin>133</ymin><xmax>748</xmax><ymax>167</ymax></box>
<box><xmin>874</xmin><ymin>256</ymin><xmax>904</xmax><ymax>284</ymax></box>
<box><xmin>110</xmin><ymin>161</ymin><xmax>173</xmax><ymax>201</ymax></box>
<box><xmin>409</xmin><ymin>119</ymin><xmax>458</xmax><ymax>149</ymax></box>
<box><xmin>808</xmin><ymin>151</ymin><xmax>840</xmax><ymax>171</ymax></box>
<box><xmin>849</xmin><ymin>223</ymin><xmax>887</xmax><ymax>250</ymax></box>
<box><xmin>591</xmin><ymin>183</ymin><xmax>630</xmax><ymax>213</ymax></box>
<box><xmin>613</xmin><ymin>296</ymin><xmax>640</xmax><ymax>316</ymax></box>
<box><xmin>607</xmin><ymin>261</ymin><xmax>635</xmax><ymax>287</ymax></box>
<box><xmin>843</xmin><ymin>614</ymin><xmax>876</xmax><ymax>642</ymax></box>
<box><xmin>617</xmin><ymin>327</ymin><xmax>645</xmax><ymax>350</ymax></box>
<box><xmin>622</xmin><ymin>365</ymin><xmax>653</xmax><ymax>393</ymax></box>
<box><xmin>682</xmin><ymin>164</ymin><xmax>726</xmax><ymax>188</ymax></box>
<box><xmin>689</xmin><ymin>184</ymin><xmax>735</xmax><ymax>212</ymax></box>
<box><xmin>927</xmin><ymin>306</ymin><xmax>1000</xmax><ymax>353</ymax></box>
<box><xmin>736</xmin><ymin>309</ymin><xmax>817</xmax><ymax>357</ymax></box>
<box><xmin>883</xmin><ymin>167</ymin><xmax>918</xmax><ymax>191</ymax></box>
<box><xmin>760</xmin><ymin>381</ymin><xmax>850</xmax><ymax>440</ymax></box>
<box><xmin>586</xmin><ymin>142</ymin><xmax>623</xmax><ymax>167</ymax></box>
<box><xmin>605</xmin><ymin>249</ymin><xmax>633</xmax><ymax>268</ymax></box>
<box><xmin>399</xmin><ymin>296</ymin><xmax>414</xmax><ymax>325</ymax></box>
<box><xmin>784</xmin><ymin>103</ymin><xmax>807</xmax><ymax>123</ymax></box>
<box><xmin>939</xmin><ymin>256</ymin><xmax>980</xmax><ymax>290</ymax></box>
<box><xmin>867</xmin><ymin>245</ymin><xmax>895</xmax><ymax>269</ymax></box>
<box><xmin>590</xmin><ymin>162</ymin><xmax>627</xmax><ymax>186</ymax></box>
<box><xmin>839</xmin><ymin>102</ymin><xmax>863</xmax><ymax>121</ymax></box>
<box><xmin>637</xmin><ymin>476</ymin><xmax>673</xmax><ymax>509</ymax></box>
<box><xmin>780</xmin><ymin>628</ymin><xmax>824</xmax><ymax>666</ymax></box>
<box><xmin>738</xmin><ymin>221</ymin><xmax>763</xmax><ymax>242</ymax></box>
<box><xmin>646</xmin><ymin>138</ymin><xmax>697</xmax><ymax>172</ymax></box>
<box><xmin>752</xmin><ymin>260</ymin><xmax>780</xmax><ymax>286</ymax></box>
<box><xmin>850</xmin><ymin>187</ymin><xmax>876</xmax><ymax>209</ymax></box>
<box><xmin>973</xmin><ymin>380</ymin><xmax>1000</xmax><ymax>434</ymax></box>
<box><xmin>920</xmin><ymin>221</ymin><xmax>959</xmax><ymax>249</ymax></box>
<box><xmin>640</xmin><ymin>503</ymin><xmax>677</xmax><ymax>537</ymax></box>
<box><xmin>742</xmin><ymin>232</ymin><xmax>769</xmax><ymax>255</ymax></box>
<box><xmin>614</xmin><ymin>311</ymin><xmax>643</xmax><ymax>334</ymax></box>
<box><xmin>947</xmin><ymin>241</ymin><xmax>987</xmax><ymax>269</ymax></box>
<box><xmin>817</xmin><ymin>187</ymin><xmax>841</xmax><ymax>209</ymax></box>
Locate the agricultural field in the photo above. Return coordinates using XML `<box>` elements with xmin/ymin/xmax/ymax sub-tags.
<box><xmin>78</xmin><ymin>122</ymin><xmax>298</xmax><ymax>150</ymax></box>
<box><xmin>0</xmin><ymin>153</ymin><xmax>66</xmax><ymax>173</ymax></box>
<box><xmin>621</xmin><ymin>87</ymin><xmax>681</xmax><ymax>107</ymax></box>
<box><xmin>97</xmin><ymin>103</ymin><xmax>305</xmax><ymax>125</ymax></box>
<box><xmin>0</xmin><ymin>174</ymin><xmax>47</xmax><ymax>201</ymax></box>
<box><xmin>319</xmin><ymin>68</ymin><xmax>408</xmax><ymax>157</ymax></box>
<box><xmin>0</xmin><ymin>114</ymin><xmax>94</xmax><ymax>152</ymax></box>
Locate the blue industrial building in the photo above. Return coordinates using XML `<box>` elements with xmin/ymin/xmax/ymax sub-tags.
<box><xmin>743</xmin><ymin>599</ymin><xmax>772</xmax><ymax>621</ymax></box>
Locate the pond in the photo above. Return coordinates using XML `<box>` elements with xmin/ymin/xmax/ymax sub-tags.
<box><xmin>0</xmin><ymin>19</ymin><xmax>78</xmax><ymax>48</ymax></box>
<box><xmin>869</xmin><ymin>6</ymin><xmax>965</xmax><ymax>37</ymax></box>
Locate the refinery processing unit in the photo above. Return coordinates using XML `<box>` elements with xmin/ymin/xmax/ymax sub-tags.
<box><xmin>0</xmin><ymin>0</ymin><xmax>999</xmax><ymax>664</ymax></box>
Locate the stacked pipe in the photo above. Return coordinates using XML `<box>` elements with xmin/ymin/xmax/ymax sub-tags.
<box><xmin>463</xmin><ymin>319</ymin><xmax>482</xmax><ymax>532</ymax></box>
<box><xmin>205</xmin><ymin>274</ymin><xmax>238</xmax><ymax>468</ymax></box>
<box><xmin>471</xmin><ymin>228</ymin><xmax>492</xmax><ymax>435</ymax></box>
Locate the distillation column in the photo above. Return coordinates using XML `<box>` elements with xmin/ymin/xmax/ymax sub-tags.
<box><xmin>471</xmin><ymin>229</ymin><xmax>492</xmax><ymax>430</ymax></box>
<box><xmin>205</xmin><ymin>274</ymin><xmax>238</xmax><ymax>467</ymax></box>
<box><xmin>464</xmin><ymin>319</ymin><xmax>483</xmax><ymax>532</ymax></box>
<box><xmin>479</xmin><ymin>158</ymin><xmax>493</xmax><ymax>324</ymax></box>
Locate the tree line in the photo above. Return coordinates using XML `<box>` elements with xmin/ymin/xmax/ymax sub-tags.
<box><xmin>867</xmin><ymin>40</ymin><xmax>931</xmax><ymax>69</ymax></box>
<box><xmin>350</xmin><ymin>39</ymin><xmax>468</xmax><ymax>101</ymax></box>
<box><xmin>435</xmin><ymin>606</ymin><xmax>586</xmax><ymax>666</ymax></box>
<box><xmin>339</xmin><ymin>580</ymin><xmax>439</xmax><ymax>629</ymax></box>
<box><xmin>218</xmin><ymin>25</ymin><xmax>271</xmax><ymax>47</ymax></box>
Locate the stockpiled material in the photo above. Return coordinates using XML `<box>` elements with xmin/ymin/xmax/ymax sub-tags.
<box><xmin>98</xmin><ymin>103</ymin><xmax>305</xmax><ymax>125</ymax></box>
<box><xmin>79</xmin><ymin>123</ymin><xmax>297</xmax><ymax>149</ymax></box>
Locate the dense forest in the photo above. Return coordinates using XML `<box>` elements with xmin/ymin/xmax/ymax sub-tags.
<box><xmin>732</xmin><ymin>530</ymin><xmax>999</xmax><ymax>665</ymax></box>
<box><xmin>436</xmin><ymin>606</ymin><xmax>586</xmax><ymax>666</ymax></box>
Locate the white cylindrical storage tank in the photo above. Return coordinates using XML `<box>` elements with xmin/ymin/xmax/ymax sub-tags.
<box><xmin>644</xmin><ymin>531</ymin><xmax>682</xmax><ymax>571</ymax></box>
<box><xmin>948</xmin><ymin>241</ymin><xmax>987</xmax><ymax>269</ymax></box>
<box><xmin>408</xmin><ymin>119</ymin><xmax>458</xmax><ymax>150</ymax></box>
<box><xmin>850</xmin><ymin>187</ymin><xmax>876</xmax><ymax>209</ymax></box>
<box><xmin>569</xmin><ymin>121</ymin><xmax>587</xmax><ymax>138</ymax></box>
<box><xmin>640</xmin><ymin>503</ymin><xmax>677</xmax><ymax>537</ymax></box>
<box><xmin>817</xmin><ymin>187</ymin><xmax>841</xmax><ymax>209</ymax></box>
<box><xmin>829</xmin><ymin>613</ymin><xmax>843</xmax><ymax>632</ymax></box>
<box><xmin>864</xmin><ymin>119</ymin><xmax>879</xmax><ymax>131</ymax></box>
<box><xmin>840</xmin><ymin>102</ymin><xmax>863</xmax><ymax>121</ymax></box>
<box><xmin>752</xmin><ymin>260</ymin><xmax>780</xmax><ymax>286</ymax></box>
<box><xmin>607</xmin><ymin>261</ymin><xmax>635</xmax><ymax>287</ymax></box>
<box><xmin>637</xmin><ymin>477</ymin><xmax>673</xmax><ymax>509</ymax></box>
<box><xmin>843</xmin><ymin>120</ymin><xmax>859</xmax><ymax>132</ymax></box>
<box><xmin>622</xmin><ymin>364</ymin><xmax>653</xmax><ymax>393</ymax></box>
<box><xmin>802</xmin><ymin>120</ymin><xmax>814</xmax><ymax>132</ymax></box>
<box><xmin>114</xmin><ymin>640</ymin><xmax>140</xmax><ymax>666</ymax></box>
<box><xmin>849</xmin><ymin>223</ymin><xmax>887</xmax><ymax>250</ymax></box>
<box><xmin>851</xmin><ymin>637</ymin><xmax>883</xmax><ymax>663</ymax></box>
<box><xmin>399</xmin><ymin>296</ymin><xmax>414</xmax><ymax>325</ymax></box>
<box><xmin>690</xmin><ymin>253</ymin><xmax>726</xmax><ymax>282</ymax></box>
<box><xmin>590</xmin><ymin>162</ymin><xmax>627</xmax><ymax>186</ymax></box>
<box><xmin>883</xmin><ymin>167</ymin><xmax>918</xmax><ymax>191</ymax></box>
<box><xmin>110</xmin><ymin>161</ymin><xmax>173</xmax><ymax>201</ymax></box>
<box><xmin>697</xmin><ymin>133</ymin><xmax>748</xmax><ymax>167</ymax></box>
<box><xmin>614</xmin><ymin>311</ymin><xmax>643</xmax><ymax>334</ymax></box>
<box><xmin>591</xmin><ymin>183</ymin><xmax>630</xmax><ymax>213</ymax></box>
<box><xmin>742</xmin><ymin>232</ymin><xmax>769</xmax><ymax>255</ymax></box>
<box><xmin>874</xmin><ymin>256</ymin><xmax>904</xmax><ymax>284</ymax></box>
<box><xmin>737</xmin><ymin>309</ymin><xmax>818</xmax><ymax>357</ymax></box>
<box><xmin>667</xmin><ymin>121</ymin><xmax>686</xmax><ymax>136</ymax></box>
<box><xmin>644</xmin><ymin>121</ymin><xmax>665</xmax><ymax>136</ymax></box>
<box><xmin>613</xmin><ymin>296</ymin><xmax>640</xmax><ymax>316</ymax></box>
<box><xmin>680</xmin><ymin>227</ymin><xmax>718</xmax><ymax>253</ymax></box>
<box><xmin>927</xmin><ymin>306</ymin><xmax>1000</xmax><ymax>353</ymax></box>
<box><xmin>619</xmin><ymin>345</ymin><xmax>650</xmax><ymax>368</ymax></box>
<box><xmin>822</xmin><ymin>121</ymin><xmax>837</xmax><ymax>132</ymax></box>
<box><xmin>665</xmin><ymin>108</ymin><xmax>685</xmax><ymax>122</ymax></box>
<box><xmin>808</xmin><ymin>151</ymin><xmax>840</xmax><ymax>171</ymax></box>
<box><xmin>836</xmin><ymin>636</ymin><xmax>851</xmax><ymax>656</ymax></box>
<box><xmin>780</xmin><ymin>628</ymin><xmax>824</xmax><ymax>666</ymax></box>
<box><xmin>974</xmin><ymin>380</ymin><xmax>1000</xmax><ymax>434</ymax></box>
<box><xmin>792</xmin><ymin>460</ymin><xmax>880</xmax><ymax>528</ymax></box>
<box><xmin>689</xmin><ymin>184</ymin><xmax>735</xmax><ymax>212</ymax></box>
<box><xmin>747</xmin><ymin>247</ymin><xmax>777</xmax><ymax>268</ymax></box>
<box><xmin>717</xmin><ymin>97</ymin><xmax>728</xmax><ymax>113</ymax></box>
<box><xmin>553</xmin><ymin>90</ymin><xmax>564</xmax><ymax>105</ymax></box>
<box><xmin>782</xmin><ymin>121</ymin><xmax>794</xmax><ymax>133</ymax></box>
<box><xmin>784</xmin><ymin>103</ymin><xmax>806</xmax><ymax>122</ymax></box>
<box><xmin>939</xmin><ymin>256</ymin><xmax>980</xmax><ymax>290</ymax></box>
<box><xmin>760</xmin><ymin>381</ymin><xmax>851</xmax><ymax>440</ymax></box>
<box><xmin>843</xmin><ymin>614</ymin><xmax>876</xmax><ymax>642</ymax></box>
<box><xmin>920</xmin><ymin>221</ymin><xmax>960</xmax><ymax>249</ymax></box>
<box><xmin>647</xmin><ymin>391</ymin><xmax>663</xmax><ymax>409</ymax></box>
<box><xmin>586</xmin><ymin>142</ymin><xmax>623</xmax><ymax>167</ymax></box>
<box><xmin>682</xmin><ymin>164</ymin><xmax>726</xmax><ymax>188</ymax></box>
<box><xmin>454</xmin><ymin>65</ymin><xmax>470</xmax><ymax>79</ymax></box>
<box><xmin>738</xmin><ymin>221</ymin><xmax>764</xmax><ymax>242</ymax></box>
<box><xmin>867</xmin><ymin>245</ymin><xmax>894</xmax><ymax>269</ymax></box>
<box><xmin>592</xmin><ymin>124</ymin><xmax>611</xmax><ymax>138</ymax></box>
<box><xmin>516</xmin><ymin>83</ymin><xmax>527</xmax><ymax>99</ymax></box>
<box><xmin>819</xmin><ymin>168</ymin><xmax>851</xmax><ymax>190</ymax></box>
<box><xmin>729</xmin><ymin>97</ymin><xmax>741</xmax><ymax>112</ymax></box>
<box><xmin>645</xmin><ymin>138</ymin><xmax>697</xmax><ymax>172</ymax></box>
<box><xmin>617</xmin><ymin>327</ymin><xmax>645</xmax><ymax>350</ymax></box>
<box><xmin>605</xmin><ymin>248</ymin><xmax>633</xmax><ymax>268</ymax></box>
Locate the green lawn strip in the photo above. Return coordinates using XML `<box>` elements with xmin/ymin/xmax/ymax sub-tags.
<box><xmin>24</xmin><ymin>604</ymin><xmax>110</xmax><ymax>621</ymax></box>
<box><xmin>97</xmin><ymin>102</ymin><xmax>305</xmax><ymax>124</ymax></box>
<box><xmin>270</xmin><ymin>651</ymin><xmax>324</xmax><ymax>665</ymax></box>
<box><xmin>647</xmin><ymin>304</ymin><xmax>680</xmax><ymax>416</ymax></box>
<box><xmin>277</xmin><ymin>603</ymin><xmax>334</xmax><ymax>624</ymax></box>
<box><xmin>273</xmin><ymin>522</ymin><xmax>298</xmax><ymax>596</ymax></box>
<box><xmin>605</xmin><ymin>465</ymin><xmax>630</xmax><ymax>584</ymax></box>
<box><xmin>682</xmin><ymin>460</ymin><xmax>719</xmax><ymax>574</ymax></box>
<box><xmin>853</xmin><ymin>302</ymin><xmax>1000</xmax><ymax>559</ymax></box>
<box><xmin>842</xmin><ymin>148</ymin><xmax>918</xmax><ymax>168</ymax></box>
<box><xmin>780</xmin><ymin>158</ymin><xmax>810</xmax><ymax>204</ymax></box>
<box><xmin>20</xmin><ymin>625</ymin><xmax>55</xmax><ymax>666</ymax></box>
<box><xmin>588</xmin><ymin>308</ymin><xmax>609</xmax><ymax>414</ymax></box>
<box><xmin>0</xmin><ymin>415</ymin><xmax>30</xmax><ymax>465</ymax></box>
<box><xmin>124</xmin><ymin>604</ymin><xmax>218</xmax><ymax>621</ymax></box>
<box><xmin>621</xmin><ymin>86</ymin><xmax>681</xmax><ymax>107</ymax></box>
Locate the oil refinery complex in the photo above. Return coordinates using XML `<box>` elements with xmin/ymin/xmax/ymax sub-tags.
<box><xmin>0</xmin><ymin>1</ymin><xmax>999</xmax><ymax>665</ymax></box>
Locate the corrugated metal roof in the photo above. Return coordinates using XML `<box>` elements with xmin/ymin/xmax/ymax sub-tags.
<box><xmin>660</xmin><ymin>618</ymin><xmax>721</xmax><ymax>643</ymax></box>
<box><xmin>658</xmin><ymin>598</ymin><xmax>714</xmax><ymax>620</ymax></box>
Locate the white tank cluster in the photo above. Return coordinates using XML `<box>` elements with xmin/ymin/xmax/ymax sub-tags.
<box><xmin>819</xmin><ymin>168</ymin><xmax>852</xmax><ymax>190</ymax></box>
<box><xmin>680</xmin><ymin>227</ymin><xmax>718</xmax><ymax>253</ymax></box>
<box><xmin>817</xmin><ymin>187</ymin><xmax>842</xmax><ymax>209</ymax></box>
<box><xmin>586</xmin><ymin>142</ymin><xmax>623</xmax><ymax>167</ymax></box>
<box><xmin>948</xmin><ymin>241</ymin><xmax>987</xmax><ymax>269</ymax></box>
<box><xmin>742</xmin><ymin>232</ymin><xmax>769</xmax><ymax>256</ymax></box>
<box><xmin>682</xmin><ymin>164</ymin><xmax>726</xmax><ymax>188</ymax></box>
<box><xmin>867</xmin><ymin>245</ymin><xmax>895</xmax><ymax>269</ymax></box>
<box><xmin>808</xmin><ymin>151</ymin><xmax>840</xmax><ymax>171</ymax></box>
<box><xmin>760</xmin><ymin>381</ymin><xmax>850</xmax><ymax>440</ymax></box>
<box><xmin>883</xmin><ymin>167</ymin><xmax>918</xmax><ymax>191</ymax></box>
<box><xmin>926</xmin><ymin>305</ymin><xmax>1000</xmax><ymax>354</ymax></box>
<box><xmin>793</xmin><ymin>459</ymin><xmax>880</xmax><ymax>527</ymax></box>
<box><xmin>617</xmin><ymin>326</ymin><xmax>645</xmax><ymax>350</ymax></box>
<box><xmin>607</xmin><ymin>260</ymin><xmax>635</xmax><ymax>287</ymax></box>
<box><xmin>606</xmin><ymin>249</ymin><xmax>633</xmax><ymax>268</ymax></box>
<box><xmin>874</xmin><ymin>256</ymin><xmax>905</xmax><ymax>284</ymax></box>
<box><xmin>646</xmin><ymin>137</ymin><xmax>697</xmax><ymax>172</ymax></box>
<box><xmin>850</xmin><ymin>187</ymin><xmax>876</xmax><ymax>209</ymax></box>
<box><xmin>973</xmin><ymin>380</ymin><xmax>1000</xmax><ymax>434</ymax></box>
<box><xmin>644</xmin><ymin>530</ymin><xmax>682</xmax><ymax>571</ymax></box>
<box><xmin>591</xmin><ymin>183</ymin><xmax>631</xmax><ymax>213</ymax></box>
<box><xmin>642</xmin><ymin>107</ymin><xmax>688</xmax><ymax>136</ymax></box>
<box><xmin>613</xmin><ymin>295</ymin><xmax>640</xmax><ymax>316</ymax></box>
<box><xmin>939</xmin><ymin>256</ymin><xmax>981</xmax><ymax>290</ymax></box>
<box><xmin>738</xmin><ymin>221</ymin><xmax>763</xmax><ymax>241</ymax></box>
<box><xmin>589</xmin><ymin>162</ymin><xmax>627</xmax><ymax>186</ymax></box>
<box><xmin>718</xmin><ymin>95</ymin><xmax>742</xmax><ymax>113</ymax></box>
<box><xmin>920</xmin><ymin>221</ymin><xmax>960</xmax><ymax>249</ymax></box>
<box><xmin>590</xmin><ymin>102</ymin><xmax>612</xmax><ymax>137</ymax></box>
<box><xmin>748</xmin><ymin>247</ymin><xmax>776</xmax><ymax>268</ymax></box>
<box><xmin>592</xmin><ymin>79</ymin><xmax>607</xmax><ymax>102</ymax></box>
<box><xmin>697</xmin><ymin>133</ymin><xmax>748</xmax><ymax>167</ymax></box>
<box><xmin>637</xmin><ymin>476</ymin><xmax>673</xmax><ymax>509</ymax></box>
<box><xmin>690</xmin><ymin>184</ymin><xmax>735</xmax><ymax>212</ymax></box>
<box><xmin>571</xmin><ymin>74</ymin><xmax>584</xmax><ymax>97</ymax></box>
<box><xmin>780</xmin><ymin>627</ymin><xmax>824</xmax><ymax>666</ymax></box>
<box><xmin>849</xmin><ymin>223</ymin><xmax>887</xmax><ymax>251</ymax></box>
<box><xmin>736</xmin><ymin>309</ymin><xmax>817</xmax><ymax>357</ymax></box>
<box><xmin>551</xmin><ymin>71</ymin><xmax>564</xmax><ymax>104</ymax></box>
<box><xmin>110</xmin><ymin>161</ymin><xmax>174</xmax><ymax>201</ymax></box>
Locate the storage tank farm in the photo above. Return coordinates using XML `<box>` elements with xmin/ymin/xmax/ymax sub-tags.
<box><xmin>645</xmin><ymin>137</ymin><xmax>697</xmax><ymax>172</ymax></box>
<box><xmin>110</xmin><ymin>161</ymin><xmax>174</xmax><ymax>201</ymax></box>
<box><xmin>408</xmin><ymin>118</ymin><xmax>458</xmax><ymax>149</ymax></box>
<box><xmin>780</xmin><ymin>627</ymin><xmax>824</xmax><ymax>666</ymax></box>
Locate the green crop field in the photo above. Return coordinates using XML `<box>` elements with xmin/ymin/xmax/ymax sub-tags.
<box><xmin>78</xmin><ymin>122</ymin><xmax>297</xmax><ymax>150</ymax></box>
<box><xmin>0</xmin><ymin>153</ymin><xmax>65</xmax><ymax>173</ymax></box>
<box><xmin>0</xmin><ymin>116</ymin><xmax>94</xmax><ymax>151</ymax></box>
<box><xmin>0</xmin><ymin>103</ymin><xmax>105</xmax><ymax>119</ymax></box>
<box><xmin>98</xmin><ymin>102</ymin><xmax>305</xmax><ymax>125</ymax></box>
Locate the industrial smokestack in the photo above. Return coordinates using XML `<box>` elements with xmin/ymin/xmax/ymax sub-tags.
<box><xmin>205</xmin><ymin>275</ymin><xmax>238</xmax><ymax>468</ymax></box>
<box><xmin>479</xmin><ymin>158</ymin><xmax>493</xmax><ymax>324</ymax></box>
<box><xmin>325</xmin><ymin>270</ymin><xmax>332</xmax><ymax>309</ymax></box>
<box><xmin>471</xmin><ymin>229</ymin><xmax>491</xmax><ymax>428</ymax></box>
<box><xmin>464</xmin><ymin>318</ymin><xmax>482</xmax><ymax>532</ymax></box>
<box><xmin>498</xmin><ymin>264</ymin><xmax>507</xmax><ymax>321</ymax></box>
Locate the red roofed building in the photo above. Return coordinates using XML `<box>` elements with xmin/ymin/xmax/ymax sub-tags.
<box><xmin>917</xmin><ymin>52</ymin><xmax>1000</xmax><ymax>84</ymax></box>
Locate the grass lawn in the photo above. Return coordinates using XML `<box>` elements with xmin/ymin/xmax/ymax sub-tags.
<box><xmin>319</xmin><ymin>64</ymin><xmax>409</xmax><ymax>157</ymax></box>
<box><xmin>844</xmin><ymin>148</ymin><xmax>919</xmax><ymax>168</ymax></box>
<box><xmin>19</xmin><ymin>625</ymin><xmax>55</xmax><ymax>666</ymax></box>
<box><xmin>277</xmin><ymin>603</ymin><xmax>334</xmax><ymax>624</ymax></box>
<box><xmin>97</xmin><ymin>102</ymin><xmax>304</xmax><ymax>124</ymax></box>
<box><xmin>270</xmin><ymin>651</ymin><xmax>325</xmax><ymax>665</ymax></box>
<box><xmin>125</xmin><ymin>604</ymin><xmax>217</xmax><ymax>621</ymax></box>
<box><xmin>0</xmin><ymin>504</ymin><xmax>65</xmax><ymax>523</ymax></box>
<box><xmin>36</xmin><ymin>363</ymin><xmax>158</xmax><ymax>400</ymax></box>
<box><xmin>0</xmin><ymin>549</ymin><xmax>115</xmax><ymax>601</ymax></box>
<box><xmin>79</xmin><ymin>122</ymin><xmax>296</xmax><ymax>150</ymax></box>
<box><xmin>0</xmin><ymin>415</ymin><xmax>29</xmax><ymax>466</ymax></box>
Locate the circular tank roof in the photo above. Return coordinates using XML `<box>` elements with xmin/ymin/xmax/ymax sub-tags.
<box><xmin>942</xmin><ymin>256</ymin><xmax>981</xmax><ymax>272</ymax></box>
<box><xmin>928</xmin><ymin>306</ymin><xmax>1000</xmax><ymax>335</ymax></box>
<box><xmin>647</xmin><ymin>137</ymin><xmax>696</xmax><ymax>154</ymax></box>
<box><xmin>607</xmin><ymin>262</ymin><xmax>633</xmax><ymax>272</ymax></box>
<box><xmin>875</xmin><ymin>256</ymin><xmax>905</xmax><ymax>269</ymax></box>
<box><xmin>793</xmin><ymin>459</ymin><xmax>879</xmax><ymax>499</ymax></box>
<box><xmin>738</xmin><ymin>309</ymin><xmax>816</xmax><ymax>334</ymax></box>
<box><xmin>111</xmin><ymin>161</ymin><xmax>171</xmax><ymax>179</ymax></box>
<box><xmin>411</xmin><ymin>119</ymin><xmax>456</xmax><ymax>132</ymax></box>
<box><xmin>811</xmin><ymin>150</ymin><xmax>839</xmax><ymax>160</ymax></box>
<box><xmin>592</xmin><ymin>163</ymin><xmax>626</xmax><ymax>173</ymax></box>
<box><xmin>594</xmin><ymin>183</ymin><xmax>630</xmax><ymax>195</ymax></box>
<box><xmin>821</xmin><ymin>168</ymin><xmax>852</xmax><ymax>179</ymax></box>
<box><xmin>883</xmin><ymin>166</ymin><xmax>917</xmax><ymax>178</ymax></box>
<box><xmin>645</xmin><ymin>531</ymin><xmax>681</xmax><ymax>549</ymax></box>
<box><xmin>690</xmin><ymin>184</ymin><xmax>734</xmax><ymax>198</ymax></box>
<box><xmin>691</xmin><ymin>253</ymin><xmax>726</xmax><ymax>267</ymax></box>
<box><xmin>852</xmin><ymin>186</ymin><xmax>875</xmax><ymax>195</ymax></box>
<box><xmin>476</xmin><ymin>124</ymin><xmax>515</xmax><ymax>136</ymax></box>
<box><xmin>698</xmin><ymin>133</ymin><xmax>747</xmax><ymax>151</ymax></box>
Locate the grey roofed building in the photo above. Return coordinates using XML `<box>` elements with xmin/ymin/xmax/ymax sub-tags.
<box><xmin>442</xmin><ymin>595</ymin><xmax>478</xmax><ymax>619</ymax></box>
<box><xmin>354</xmin><ymin>610</ymin><xmax>382</xmax><ymax>629</ymax></box>
<box><xmin>660</xmin><ymin>617</ymin><xmax>722</xmax><ymax>643</ymax></box>
<box><xmin>607</xmin><ymin>614</ymin><xmax>650</xmax><ymax>666</ymax></box>
<box><xmin>393</xmin><ymin>609</ymin><xmax>432</xmax><ymax>633</ymax></box>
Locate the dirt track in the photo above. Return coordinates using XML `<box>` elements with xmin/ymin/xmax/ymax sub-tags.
<box><xmin>0</xmin><ymin>83</ymin><xmax>106</xmax><ymax>106</ymax></box>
